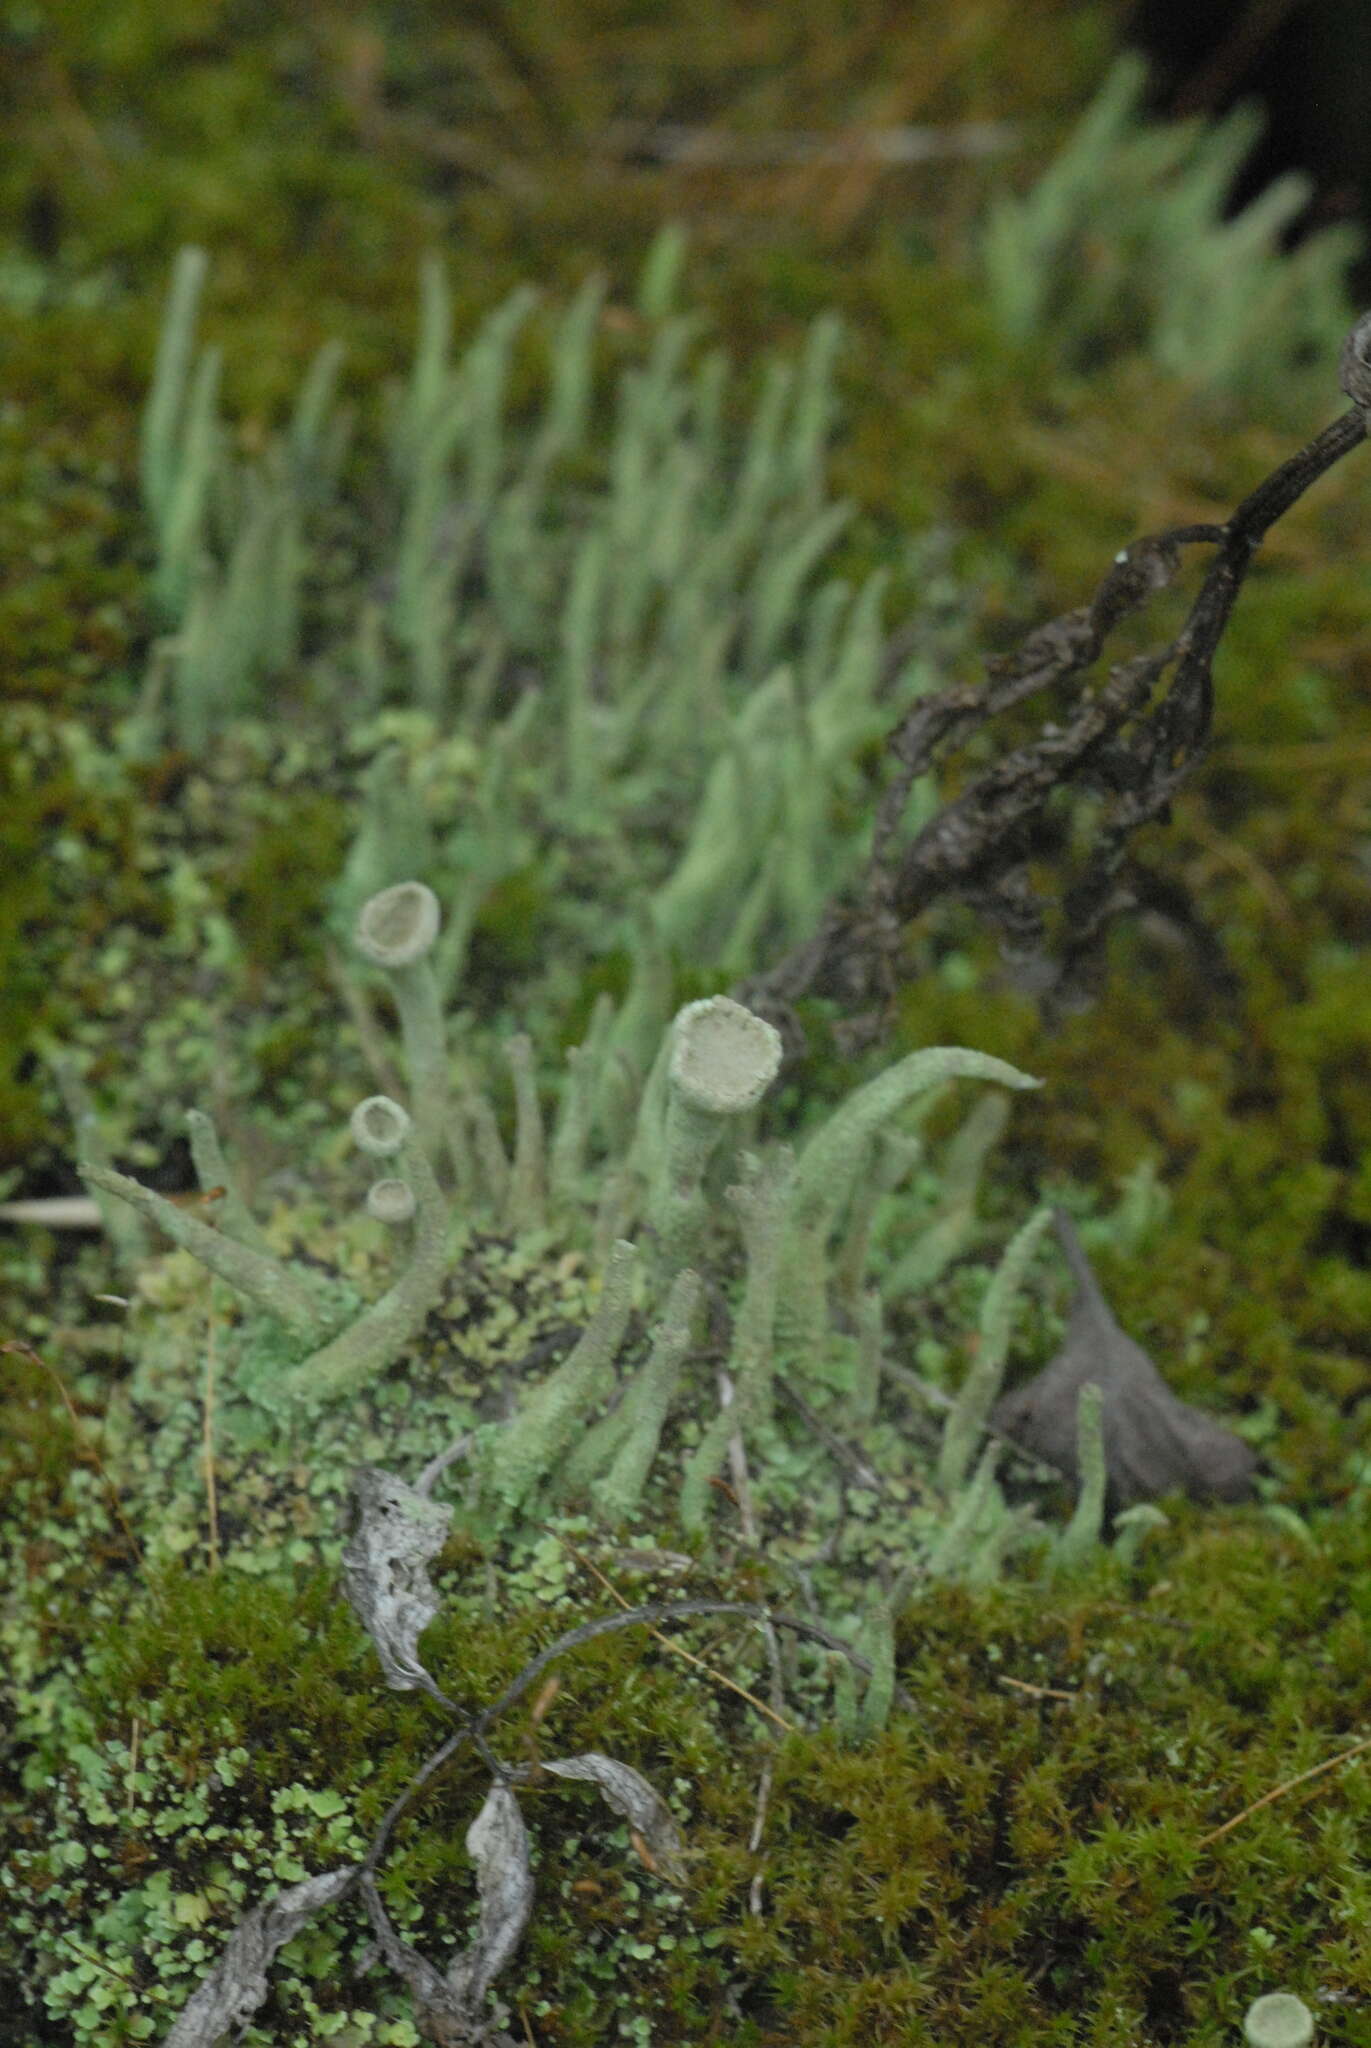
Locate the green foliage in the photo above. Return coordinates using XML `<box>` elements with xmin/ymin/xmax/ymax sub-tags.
<box><xmin>125</xmin><ymin>239</ymin><xmax>924</xmax><ymax>1012</ymax></box>
<box><xmin>0</xmin><ymin>712</ymin><xmax>156</xmax><ymax>1169</ymax></box>
<box><xmin>0</xmin><ymin>0</ymin><xmax>1111</xmax><ymax>307</ymax></box>
<box><xmin>0</xmin><ymin>244</ymin><xmax>956</xmax><ymax>1190</ymax></box>
<box><xmin>221</xmin><ymin>794</ymin><xmax>351</xmax><ymax>973</ymax></box>
<box><xmin>980</xmin><ymin>53</ymin><xmax>1361</xmax><ymax>398</ymax></box>
<box><xmin>67</xmin><ymin>881</ymin><xmax>1069</xmax><ymax>1592</ymax></box>
<box><xmin>136</xmin><ymin>242</ymin><xmax>844</xmax><ymax>740</ymax></box>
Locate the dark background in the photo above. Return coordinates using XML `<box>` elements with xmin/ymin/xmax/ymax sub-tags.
<box><xmin>1132</xmin><ymin>0</ymin><xmax>1371</xmax><ymax>280</ymax></box>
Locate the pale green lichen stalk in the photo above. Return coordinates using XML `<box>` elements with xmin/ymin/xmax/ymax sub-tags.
<box><xmin>502</xmin><ymin>1032</ymin><xmax>548</xmax><ymax>1235</ymax></box>
<box><xmin>776</xmin><ymin>1045</ymin><xmax>1041</xmax><ymax>1367</ymax></box>
<box><xmin>937</xmin><ymin>1203</ymin><xmax>1055</xmax><ymax>1497</ymax></box>
<box><xmin>644</xmin><ymin>994</ymin><xmax>783</xmax><ymax>1277</ymax></box>
<box><xmin>482</xmin><ymin>1238</ymin><xmax>639</xmax><ymax>1517</ymax></box>
<box><xmin>562</xmin><ymin>1267</ymin><xmax>705</xmax><ymax>1521</ymax></box>
<box><xmin>925</xmin><ymin>1442</ymin><xmax>1016</xmax><ymax>1586</ymax></box>
<box><xmin>547</xmin><ymin>991</ymin><xmax>614</xmax><ymax>1215</ymax></box>
<box><xmin>282</xmin><ymin>1096</ymin><xmax>452</xmax><ymax>1403</ymax></box>
<box><xmin>79</xmin><ymin>1156</ymin><xmax>325</xmax><ymax>1337</ymax></box>
<box><xmin>883</xmin><ymin>1090</ymin><xmax>1008</xmax><ymax>1298</ymax></box>
<box><xmin>1050</xmin><ymin>1382</ymin><xmax>1108</xmax><ymax>1577</ymax></box>
<box><xmin>185</xmin><ymin>1106</ymin><xmax>277</xmax><ymax>1258</ymax></box>
<box><xmin>980</xmin><ymin>53</ymin><xmax>1358</xmax><ymax>398</ymax></box>
<box><xmin>680</xmin><ymin>1145</ymin><xmax>794</xmax><ymax>1532</ymax></box>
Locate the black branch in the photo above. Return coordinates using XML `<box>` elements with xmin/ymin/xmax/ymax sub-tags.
<box><xmin>732</xmin><ymin>314</ymin><xmax>1371</xmax><ymax>1062</ymax></box>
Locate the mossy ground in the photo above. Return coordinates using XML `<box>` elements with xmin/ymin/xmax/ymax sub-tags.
<box><xmin>6</xmin><ymin>5</ymin><xmax>1371</xmax><ymax>2043</ymax></box>
<box><xmin>9</xmin><ymin>1330</ymin><xmax>1371</xmax><ymax>2047</ymax></box>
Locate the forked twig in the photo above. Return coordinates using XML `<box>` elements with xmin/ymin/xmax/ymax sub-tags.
<box><xmin>545</xmin><ymin>1525</ymin><xmax>797</xmax><ymax>1733</ymax></box>
<box><xmin>734</xmin><ymin>315</ymin><xmax>1371</xmax><ymax>1054</ymax></box>
<box><xmin>360</xmin><ymin>1595</ymin><xmax>892</xmax><ymax>1879</ymax></box>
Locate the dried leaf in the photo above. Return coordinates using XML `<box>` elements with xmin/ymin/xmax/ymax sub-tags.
<box><xmin>445</xmin><ymin>1782</ymin><xmax>535</xmax><ymax>2012</ymax></box>
<box><xmin>357</xmin><ymin>1784</ymin><xmax>531</xmax><ymax>2043</ymax></box>
<box><xmin>164</xmin><ymin>1865</ymin><xmax>358</xmax><ymax>2047</ymax></box>
<box><xmin>991</xmin><ymin>1209</ymin><xmax>1257</xmax><ymax>1509</ymax></box>
<box><xmin>357</xmin><ymin>1872</ymin><xmax>484</xmax><ymax>2048</ymax></box>
<box><xmin>542</xmin><ymin>1752</ymin><xmax>688</xmax><ymax>1888</ymax></box>
<box><xmin>342</xmin><ymin>1466</ymin><xmax>452</xmax><ymax>1692</ymax></box>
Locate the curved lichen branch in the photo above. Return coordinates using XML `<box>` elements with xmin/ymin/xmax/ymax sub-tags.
<box><xmin>79</xmin><ymin>1159</ymin><xmax>323</xmax><ymax>1334</ymax></box>
<box><xmin>733</xmin><ymin>314</ymin><xmax>1371</xmax><ymax>1059</ymax></box>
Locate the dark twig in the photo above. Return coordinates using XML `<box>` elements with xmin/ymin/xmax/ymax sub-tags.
<box><xmin>733</xmin><ymin>318</ymin><xmax>1371</xmax><ymax>1059</ymax></box>
<box><xmin>360</xmin><ymin>1596</ymin><xmax>902</xmax><ymax>1879</ymax></box>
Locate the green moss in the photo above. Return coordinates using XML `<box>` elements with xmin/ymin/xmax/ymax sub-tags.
<box><xmin>467</xmin><ymin>869</ymin><xmax>558</xmax><ymax>982</ymax></box>
<box><xmin>11</xmin><ymin>1476</ymin><xmax>1371</xmax><ymax>2042</ymax></box>
<box><xmin>220</xmin><ymin>793</ymin><xmax>351</xmax><ymax>973</ymax></box>
<box><xmin>0</xmin><ymin>711</ymin><xmax>162</xmax><ymax>1170</ymax></box>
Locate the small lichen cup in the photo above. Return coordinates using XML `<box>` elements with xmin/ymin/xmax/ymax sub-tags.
<box><xmin>1243</xmin><ymin>1991</ymin><xmax>1315</xmax><ymax>2048</ymax></box>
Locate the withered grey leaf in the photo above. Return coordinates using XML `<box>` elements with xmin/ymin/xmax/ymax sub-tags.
<box><xmin>542</xmin><ymin>1752</ymin><xmax>689</xmax><ymax>1888</ymax></box>
<box><xmin>445</xmin><ymin>1782</ymin><xmax>535</xmax><ymax>2014</ymax></box>
<box><xmin>991</xmin><ymin>1209</ymin><xmax>1256</xmax><ymax>1510</ymax></box>
<box><xmin>164</xmin><ymin>1865</ymin><xmax>358</xmax><ymax>2047</ymax></box>
<box><xmin>342</xmin><ymin>1466</ymin><xmax>452</xmax><ymax>1693</ymax></box>
<box><xmin>357</xmin><ymin>1871</ymin><xmax>493</xmax><ymax>2048</ymax></box>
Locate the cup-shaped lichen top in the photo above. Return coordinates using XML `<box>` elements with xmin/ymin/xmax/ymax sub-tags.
<box><xmin>367</xmin><ymin>1178</ymin><xmax>418</xmax><ymax>1225</ymax></box>
<box><xmin>646</xmin><ymin>997</ymin><xmax>783</xmax><ymax>1280</ymax></box>
<box><xmin>669</xmin><ymin>996</ymin><xmax>783</xmax><ymax>1116</ymax></box>
<box><xmin>1243</xmin><ymin>1993</ymin><xmax>1315</xmax><ymax>2048</ymax></box>
<box><xmin>354</xmin><ymin>881</ymin><xmax>441</xmax><ymax>968</ymax></box>
<box><xmin>351</xmin><ymin>1096</ymin><xmax>412</xmax><ymax>1158</ymax></box>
